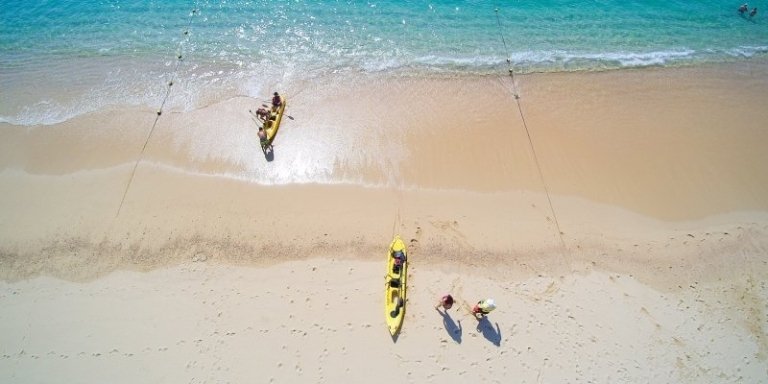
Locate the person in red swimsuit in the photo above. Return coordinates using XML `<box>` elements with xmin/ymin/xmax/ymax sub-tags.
<box><xmin>435</xmin><ymin>294</ymin><xmax>454</xmax><ymax>312</ymax></box>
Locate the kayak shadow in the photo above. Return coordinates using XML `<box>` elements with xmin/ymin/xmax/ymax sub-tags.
<box><xmin>437</xmin><ymin>308</ymin><xmax>462</xmax><ymax>343</ymax></box>
<box><xmin>476</xmin><ymin>316</ymin><xmax>501</xmax><ymax>346</ymax></box>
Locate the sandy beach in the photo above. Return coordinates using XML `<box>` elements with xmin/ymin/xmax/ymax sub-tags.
<box><xmin>2</xmin><ymin>62</ymin><xmax>768</xmax><ymax>383</ymax></box>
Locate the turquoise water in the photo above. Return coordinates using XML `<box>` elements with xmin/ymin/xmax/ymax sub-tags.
<box><xmin>1</xmin><ymin>0</ymin><xmax>767</xmax><ymax>125</ymax></box>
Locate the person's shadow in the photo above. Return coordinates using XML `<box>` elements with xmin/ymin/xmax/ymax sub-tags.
<box><xmin>437</xmin><ymin>308</ymin><xmax>462</xmax><ymax>343</ymax></box>
<box><xmin>476</xmin><ymin>316</ymin><xmax>501</xmax><ymax>346</ymax></box>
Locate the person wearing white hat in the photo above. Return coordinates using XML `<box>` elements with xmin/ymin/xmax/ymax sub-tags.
<box><xmin>472</xmin><ymin>298</ymin><xmax>496</xmax><ymax>318</ymax></box>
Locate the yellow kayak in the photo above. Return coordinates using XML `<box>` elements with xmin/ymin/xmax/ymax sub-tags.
<box><xmin>262</xmin><ymin>96</ymin><xmax>286</xmax><ymax>151</ymax></box>
<box><xmin>385</xmin><ymin>235</ymin><xmax>407</xmax><ymax>336</ymax></box>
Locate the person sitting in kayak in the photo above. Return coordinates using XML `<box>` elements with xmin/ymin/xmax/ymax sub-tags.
<box><xmin>271</xmin><ymin>92</ymin><xmax>283</xmax><ymax>111</ymax></box>
<box><xmin>392</xmin><ymin>250</ymin><xmax>406</xmax><ymax>273</ymax></box>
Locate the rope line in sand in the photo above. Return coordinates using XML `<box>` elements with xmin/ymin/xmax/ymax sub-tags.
<box><xmin>493</xmin><ymin>7</ymin><xmax>570</xmax><ymax>260</ymax></box>
<box><xmin>391</xmin><ymin>208</ymin><xmax>401</xmax><ymax>239</ymax></box>
<box><xmin>115</xmin><ymin>7</ymin><xmax>198</xmax><ymax>218</ymax></box>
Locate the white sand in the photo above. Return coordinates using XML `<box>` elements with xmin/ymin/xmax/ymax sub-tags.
<box><xmin>1</xmin><ymin>260</ymin><xmax>766</xmax><ymax>383</ymax></box>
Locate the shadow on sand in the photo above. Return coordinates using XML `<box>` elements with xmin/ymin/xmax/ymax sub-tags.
<box><xmin>476</xmin><ymin>316</ymin><xmax>501</xmax><ymax>346</ymax></box>
<box><xmin>263</xmin><ymin>146</ymin><xmax>275</xmax><ymax>162</ymax></box>
<box><xmin>437</xmin><ymin>308</ymin><xmax>462</xmax><ymax>343</ymax></box>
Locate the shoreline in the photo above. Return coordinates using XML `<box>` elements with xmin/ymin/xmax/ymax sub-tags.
<box><xmin>4</xmin><ymin>57</ymin><xmax>768</xmax><ymax>127</ymax></box>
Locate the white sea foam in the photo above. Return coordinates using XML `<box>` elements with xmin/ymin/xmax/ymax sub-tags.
<box><xmin>508</xmin><ymin>49</ymin><xmax>699</xmax><ymax>70</ymax></box>
<box><xmin>2</xmin><ymin>46</ymin><xmax>766</xmax><ymax>127</ymax></box>
<box><xmin>726</xmin><ymin>45</ymin><xmax>768</xmax><ymax>58</ymax></box>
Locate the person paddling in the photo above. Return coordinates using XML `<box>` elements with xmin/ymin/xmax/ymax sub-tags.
<box><xmin>271</xmin><ymin>92</ymin><xmax>283</xmax><ymax>111</ymax></box>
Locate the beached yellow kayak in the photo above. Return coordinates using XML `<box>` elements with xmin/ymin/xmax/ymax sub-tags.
<box><xmin>262</xmin><ymin>96</ymin><xmax>286</xmax><ymax>151</ymax></box>
<box><xmin>385</xmin><ymin>235</ymin><xmax>407</xmax><ymax>336</ymax></box>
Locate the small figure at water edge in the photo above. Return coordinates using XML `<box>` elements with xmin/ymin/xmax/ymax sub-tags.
<box><xmin>750</xmin><ymin>7</ymin><xmax>757</xmax><ymax>17</ymax></box>
<box><xmin>472</xmin><ymin>298</ymin><xmax>496</xmax><ymax>319</ymax></box>
<box><xmin>739</xmin><ymin>3</ymin><xmax>749</xmax><ymax>14</ymax></box>
<box><xmin>258</xmin><ymin>126</ymin><xmax>271</xmax><ymax>152</ymax></box>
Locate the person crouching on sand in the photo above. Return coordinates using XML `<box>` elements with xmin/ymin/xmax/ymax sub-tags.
<box><xmin>435</xmin><ymin>294</ymin><xmax>454</xmax><ymax>312</ymax></box>
<box><xmin>255</xmin><ymin>107</ymin><xmax>270</xmax><ymax>122</ymax></box>
<box><xmin>472</xmin><ymin>298</ymin><xmax>496</xmax><ymax>318</ymax></box>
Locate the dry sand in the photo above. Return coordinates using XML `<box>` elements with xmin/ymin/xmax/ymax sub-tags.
<box><xmin>2</xmin><ymin>261</ymin><xmax>766</xmax><ymax>383</ymax></box>
<box><xmin>1</xmin><ymin>62</ymin><xmax>768</xmax><ymax>383</ymax></box>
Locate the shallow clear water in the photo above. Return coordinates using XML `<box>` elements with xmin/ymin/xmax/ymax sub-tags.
<box><xmin>1</xmin><ymin>0</ymin><xmax>767</xmax><ymax>125</ymax></box>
